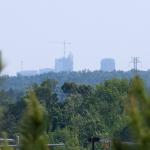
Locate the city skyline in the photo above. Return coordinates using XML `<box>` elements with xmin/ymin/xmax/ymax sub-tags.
<box><xmin>10</xmin><ymin>55</ymin><xmax>142</xmax><ymax>77</ymax></box>
<box><xmin>1</xmin><ymin>0</ymin><xmax>150</xmax><ymax>75</ymax></box>
<box><xmin>1</xmin><ymin>48</ymin><xmax>145</xmax><ymax>76</ymax></box>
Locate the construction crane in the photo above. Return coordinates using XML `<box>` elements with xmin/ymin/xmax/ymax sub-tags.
<box><xmin>49</xmin><ymin>40</ymin><xmax>71</xmax><ymax>57</ymax></box>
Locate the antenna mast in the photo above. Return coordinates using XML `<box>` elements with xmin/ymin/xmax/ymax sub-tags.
<box><xmin>49</xmin><ymin>41</ymin><xmax>71</xmax><ymax>57</ymax></box>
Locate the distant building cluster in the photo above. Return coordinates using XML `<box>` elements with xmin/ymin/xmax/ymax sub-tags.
<box><xmin>17</xmin><ymin>70</ymin><xmax>38</xmax><ymax>77</ymax></box>
<box><xmin>17</xmin><ymin>54</ymin><xmax>117</xmax><ymax>77</ymax></box>
<box><xmin>17</xmin><ymin>54</ymin><xmax>74</xmax><ymax>77</ymax></box>
<box><xmin>39</xmin><ymin>68</ymin><xmax>54</xmax><ymax>74</ymax></box>
<box><xmin>100</xmin><ymin>58</ymin><xmax>116</xmax><ymax>72</ymax></box>
<box><xmin>17</xmin><ymin>68</ymin><xmax>55</xmax><ymax>77</ymax></box>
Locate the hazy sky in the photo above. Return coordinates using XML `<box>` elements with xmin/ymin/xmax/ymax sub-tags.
<box><xmin>1</xmin><ymin>0</ymin><xmax>150</xmax><ymax>75</ymax></box>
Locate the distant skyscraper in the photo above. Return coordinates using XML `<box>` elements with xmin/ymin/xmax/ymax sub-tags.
<box><xmin>101</xmin><ymin>58</ymin><xmax>116</xmax><ymax>72</ymax></box>
<box><xmin>55</xmin><ymin>54</ymin><xmax>73</xmax><ymax>72</ymax></box>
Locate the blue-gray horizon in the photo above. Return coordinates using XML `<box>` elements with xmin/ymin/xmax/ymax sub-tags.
<box><xmin>1</xmin><ymin>0</ymin><xmax>150</xmax><ymax>75</ymax></box>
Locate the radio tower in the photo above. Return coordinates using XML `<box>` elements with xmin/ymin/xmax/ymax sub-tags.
<box><xmin>130</xmin><ymin>57</ymin><xmax>141</xmax><ymax>72</ymax></box>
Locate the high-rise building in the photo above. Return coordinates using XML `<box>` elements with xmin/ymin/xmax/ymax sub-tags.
<box><xmin>101</xmin><ymin>58</ymin><xmax>116</xmax><ymax>72</ymax></box>
<box><xmin>55</xmin><ymin>54</ymin><xmax>73</xmax><ymax>72</ymax></box>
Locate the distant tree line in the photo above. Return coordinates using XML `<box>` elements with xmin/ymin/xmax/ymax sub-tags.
<box><xmin>2</xmin><ymin>70</ymin><xmax>150</xmax><ymax>92</ymax></box>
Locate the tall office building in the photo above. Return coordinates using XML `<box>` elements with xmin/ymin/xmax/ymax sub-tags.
<box><xmin>101</xmin><ymin>58</ymin><xmax>116</xmax><ymax>72</ymax></box>
<box><xmin>55</xmin><ymin>54</ymin><xmax>73</xmax><ymax>72</ymax></box>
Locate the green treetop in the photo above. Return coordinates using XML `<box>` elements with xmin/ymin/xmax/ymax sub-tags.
<box><xmin>20</xmin><ymin>91</ymin><xmax>48</xmax><ymax>150</ymax></box>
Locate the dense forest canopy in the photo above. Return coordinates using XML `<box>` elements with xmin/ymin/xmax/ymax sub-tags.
<box><xmin>0</xmin><ymin>70</ymin><xmax>150</xmax><ymax>149</ymax></box>
<box><xmin>0</xmin><ymin>77</ymin><xmax>130</xmax><ymax>149</ymax></box>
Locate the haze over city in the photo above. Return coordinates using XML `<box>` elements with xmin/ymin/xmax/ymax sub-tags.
<box><xmin>0</xmin><ymin>1</ymin><xmax>150</xmax><ymax>149</ymax></box>
<box><xmin>1</xmin><ymin>0</ymin><xmax>150</xmax><ymax>75</ymax></box>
